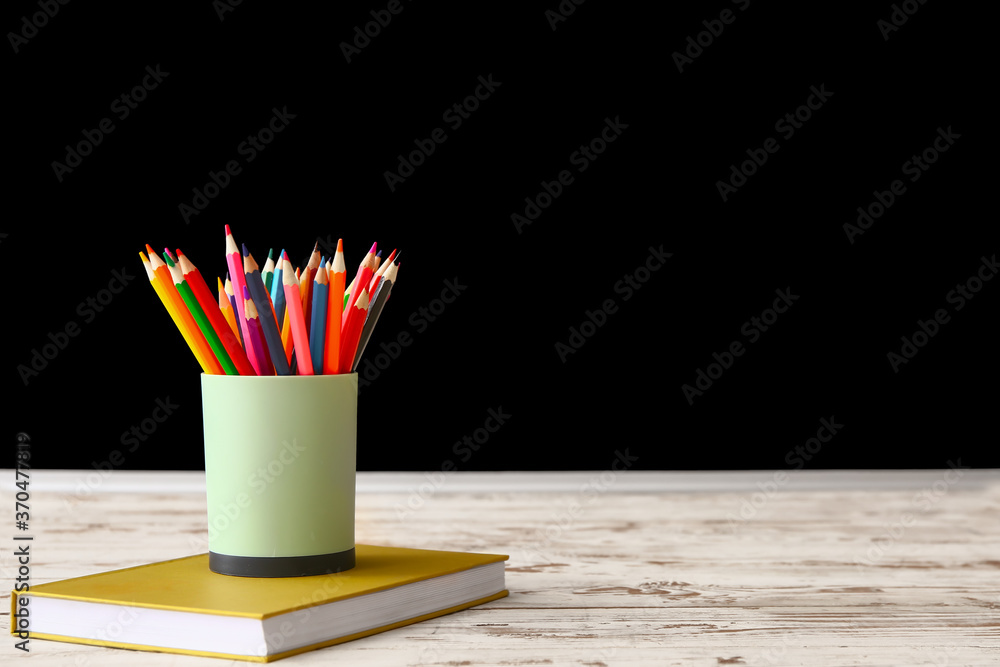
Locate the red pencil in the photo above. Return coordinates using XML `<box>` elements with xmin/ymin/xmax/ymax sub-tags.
<box><xmin>344</xmin><ymin>242</ymin><xmax>377</xmax><ymax>328</ymax></box>
<box><xmin>176</xmin><ymin>249</ymin><xmax>256</xmax><ymax>376</ymax></box>
<box><xmin>339</xmin><ymin>287</ymin><xmax>369</xmax><ymax>374</ymax></box>
<box><xmin>344</xmin><ymin>243</ymin><xmax>378</xmax><ymax>322</ymax></box>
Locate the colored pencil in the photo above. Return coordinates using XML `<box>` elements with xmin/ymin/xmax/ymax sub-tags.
<box><xmin>339</xmin><ymin>287</ymin><xmax>369</xmax><ymax>374</ymax></box>
<box><xmin>344</xmin><ymin>242</ymin><xmax>377</xmax><ymax>327</ymax></box>
<box><xmin>225</xmin><ymin>225</ymin><xmax>263</xmax><ymax>375</ymax></box>
<box><xmin>282</xmin><ymin>256</ymin><xmax>313</xmax><ymax>375</ymax></box>
<box><xmin>164</xmin><ymin>252</ymin><xmax>238</xmax><ymax>376</ymax></box>
<box><xmin>223</xmin><ymin>273</ymin><xmax>246</xmax><ymax>351</ymax></box>
<box><xmin>344</xmin><ymin>262</ymin><xmax>374</xmax><ymax>329</ymax></box>
<box><xmin>178</xmin><ymin>252</ymin><xmax>255</xmax><ymax>376</ymax></box>
<box><xmin>270</xmin><ymin>248</ymin><xmax>286</xmax><ymax>326</ymax></box>
<box><xmin>140</xmin><ymin>251</ymin><xmax>215</xmax><ymax>374</ymax></box>
<box><xmin>324</xmin><ymin>239</ymin><xmax>346</xmax><ymax>375</ymax></box>
<box><xmin>299</xmin><ymin>240</ymin><xmax>321</xmax><ymax>333</ymax></box>
<box><xmin>343</xmin><ymin>274</ymin><xmax>357</xmax><ymax>310</ymax></box>
<box><xmin>280</xmin><ymin>299</ymin><xmax>294</xmax><ymax>363</ymax></box>
<box><xmin>309</xmin><ymin>265</ymin><xmax>329</xmax><ymax>375</ymax></box>
<box><xmin>353</xmin><ymin>260</ymin><xmax>398</xmax><ymax>371</ymax></box>
<box><xmin>177</xmin><ymin>248</ymin><xmax>255</xmax><ymax>375</ymax></box>
<box><xmin>146</xmin><ymin>245</ymin><xmax>223</xmax><ymax>374</ymax></box>
<box><xmin>368</xmin><ymin>248</ymin><xmax>396</xmax><ymax>296</ymax></box>
<box><xmin>243</xmin><ymin>245</ymin><xmax>290</xmax><ymax>375</ymax></box>
<box><xmin>217</xmin><ymin>276</ymin><xmax>242</xmax><ymax>346</ymax></box>
<box><xmin>278</xmin><ymin>251</ymin><xmax>296</xmax><ymax>370</ymax></box>
<box><xmin>143</xmin><ymin>231</ymin><xmax>403</xmax><ymax>380</ymax></box>
<box><xmin>261</xmin><ymin>249</ymin><xmax>275</xmax><ymax>293</ymax></box>
<box><xmin>243</xmin><ymin>285</ymin><xmax>274</xmax><ymax>376</ymax></box>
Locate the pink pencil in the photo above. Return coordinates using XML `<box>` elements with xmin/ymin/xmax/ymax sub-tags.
<box><xmin>226</xmin><ymin>225</ymin><xmax>261</xmax><ymax>375</ymax></box>
<box><xmin>281</xmin><ymin>256</ymin><xmax>313</xmax><ymax>375</ymax></box>
<box><xmin>243</xmin><ymin>285</ymin><xmax>274</xmax><ymax>376</ymax></box>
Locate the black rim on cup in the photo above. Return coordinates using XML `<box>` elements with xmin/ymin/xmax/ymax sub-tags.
<box><xmin>209</xmin><ymin>547</ymin><xmax>356</xmax><ymax>577</ymax></box>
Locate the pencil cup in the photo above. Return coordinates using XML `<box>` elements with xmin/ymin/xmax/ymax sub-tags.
<box><xmin>201</xmin><ymin>372</ymin><xmax>358</xmax><ymax>577</ymax></box>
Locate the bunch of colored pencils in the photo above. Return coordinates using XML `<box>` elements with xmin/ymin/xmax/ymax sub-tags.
<box><xmin>139</xmin><ymin>225</ymin><xmax>400</xmax><ymax>375</ymax></box>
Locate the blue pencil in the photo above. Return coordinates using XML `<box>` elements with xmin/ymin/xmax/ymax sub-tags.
<box><xmin>271</xmin><ymin>248</ymin><xmax>286</xmax><ymax>327</ymax></box>
<box><xmin>309</xmin><ymin>265</ymin><xmax>329</xmax><ymax>375</ymax></box>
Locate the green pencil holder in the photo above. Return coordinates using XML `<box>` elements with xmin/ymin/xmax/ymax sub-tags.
<box><xmin>201</xmin><ymin>372</ymin><xmax>358</xmax><ymax>577</ymax></box>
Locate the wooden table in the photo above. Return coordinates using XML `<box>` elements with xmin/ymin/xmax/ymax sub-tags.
<box><xmin>2</xmin><ymin>470</ymin><xmax>998</xmax><ymax>665</ymax></box>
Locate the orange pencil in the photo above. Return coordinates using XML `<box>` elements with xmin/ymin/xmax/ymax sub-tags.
<box><xmin>323</xmin><ymin>239</ymin><xmax>346</xmax><ymax>374</ymax></box>
<box><xmin>217</xmin><ymin>277</ymin><xmax>241</xmax><ymax>343</ymax></box>
<box><xmin>141</xmin><ymin>252</ymin><xmax>214</xmax><ymax>374</ymax></box>
<box><xmin>277</xmin><ymin>253</ymin><xmax>295</xmax><ymax>369</ymax></box>
<box><xmin>145</xmin><ymin>245</ymin><xmax>223</xmax><ymax>374</ymax></box>
<box><xmin>281</xmin><ymin>297</ymin><xmax>294</xmax><ymax>365</ymax></box>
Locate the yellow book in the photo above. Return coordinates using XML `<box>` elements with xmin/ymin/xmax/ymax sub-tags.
<box><xmin>11</xmin><ymin>544</ymin><xmax>508</xmax><ymax>662</ymax></box>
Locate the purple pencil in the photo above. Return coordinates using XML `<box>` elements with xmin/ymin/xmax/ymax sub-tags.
<box><xmin>243</xmin><ymin>285</ymin><xmax>274</xmax><ymax>376</ymax></box>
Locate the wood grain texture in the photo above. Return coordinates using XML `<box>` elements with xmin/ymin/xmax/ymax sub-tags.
<box><xmin>2</xmin><ymin>471</ymin><xmax>998</xmax><ymax>666</ymax></box>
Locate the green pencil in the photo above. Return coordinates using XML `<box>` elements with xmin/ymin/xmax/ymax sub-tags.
<box><xmin>262</xmin><ymin>248</ymin><xmax>275</xmax><ymax>293</ymax></box>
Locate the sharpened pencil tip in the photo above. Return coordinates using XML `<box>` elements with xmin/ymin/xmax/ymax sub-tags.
<box><xmin>267</xmin><ymin>248</ymin><xmax>274</xmax><ymax>259</ymax></box>
<box><xmin>242</xmin><ymin>243</ymin><xmax>250</xmax><ymax>257</ymax></box>
<box><xmin>225</xmin><ymin>224</ymin><xmax>232</xmax><ymax>236</ymax></box>
<box><xmin>337</xmin><ymin>238</ymin><xmax>343</xmax><ymax>252</ymax></box>
<box><xmin>368</xmin><ymin>242</ymin><xmax>377</xmax><ymax>254</ymax></box>
<box><xmin>145</xmin><ymin>243</ymin><xmax>155</xmax><ymax>257</ymax></box>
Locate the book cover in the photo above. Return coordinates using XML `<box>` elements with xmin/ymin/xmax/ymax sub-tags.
<box><xmin>11</xmin><ymin>543</ymin><xmax>509</xmax><ymax>662</ymax></box>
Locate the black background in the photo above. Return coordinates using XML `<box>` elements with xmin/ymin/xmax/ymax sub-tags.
<box><xmin>5</xmin><ymin>1</ymin><xmax>995</xmax><ymax>471</ymax></box>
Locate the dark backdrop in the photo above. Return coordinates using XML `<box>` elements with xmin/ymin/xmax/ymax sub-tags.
<box><xmin>6</xmin><ymin>1</ymin><xmax>994</xmax><ymax>470</ymax></box>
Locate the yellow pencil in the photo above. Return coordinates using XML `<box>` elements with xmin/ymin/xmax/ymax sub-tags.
<box><xmin>146</xmin><ymin>246</ymin><xmax>223</xmax><ymax>373</ymax></box>
<box><xmin>141</xmin><ymin>251</ymin><xmax>214</xmax><ymax>373</ymax></box>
